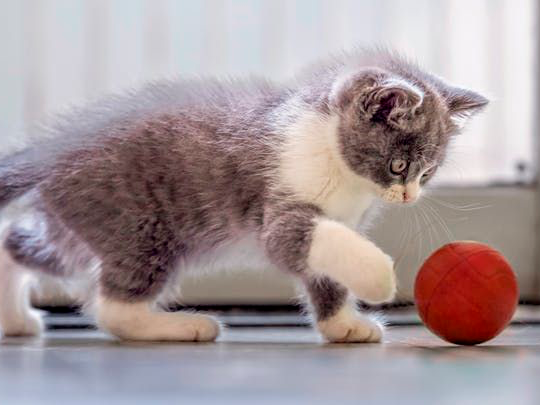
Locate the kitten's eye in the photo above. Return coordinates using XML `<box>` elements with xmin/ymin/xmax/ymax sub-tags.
<box><xmin>421</xmin><ymin>167</ymin><xmax>436</xmax><ymax>181</ymax></box>
<box><xmin>422</xmin><ymin>167</ymin><xmax>435</xmax><ymax>178</ymax></box>
<box><xmin>390</xmin><ymin>159</ymin><xmax>407</xmax><ymax>175</ymax></box>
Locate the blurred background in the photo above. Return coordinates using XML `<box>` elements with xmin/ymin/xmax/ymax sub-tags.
<box><xmin>0</xmin><ymin>0</ymin><xmax>538</xmax><ymax>305</ymax></box>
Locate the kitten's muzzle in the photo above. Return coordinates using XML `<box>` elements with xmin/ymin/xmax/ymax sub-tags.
<box><xmin>381</xmin><ymin>182</ymin><xmax>421</xmax><ymax>204</ymax></box>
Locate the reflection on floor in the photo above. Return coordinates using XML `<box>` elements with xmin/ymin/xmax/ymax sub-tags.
<box><xmin>1</xmin><ymin>309</ymin><xmax>539</xmax><ymax>404</ymax></box>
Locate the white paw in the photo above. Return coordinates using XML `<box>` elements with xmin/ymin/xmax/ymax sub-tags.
<box><xmin>349</xmin><ymin>250</ymin><xmax>397</xmax><ymax>304</ymax></box>
<box><xmin>1</xmin><ymin>309</ymin><xmax>44</xmax><ymax>337</ymax></box>
<box><xmin>96</xmin><ymin>298</ymin><xmax>221</xmax><ymax>342</ymax></box>
<box><xmin>105</xmin><ymin>313</ymin><xmax>221</xmax><ymax>342</ymax></box>
<box><xmin>307</xmin><ymin>219</ymin><xmax>397</xmax><ymax>305</ymax></box>
<box><xmin>318</xmin><ymin>308</ymin><xmax>383</xmax><ymax>343</ymax></box>
<box><xmin>184</xmin><ymin>314</ymin><xmax>221</xmax><ymax>342</ymax></box>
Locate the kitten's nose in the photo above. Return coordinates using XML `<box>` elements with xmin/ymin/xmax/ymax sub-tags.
<box><xmin>403</xmin><ymin>192</ymin><xmax>411</xmax><ymax>203</ymax></box>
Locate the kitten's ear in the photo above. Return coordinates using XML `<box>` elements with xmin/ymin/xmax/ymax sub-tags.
<box><xmin>444</xmin><ymin>87</ymin><xmax>489</xmax><ymax>128</ymax></box>
<box><xmin>330</xmin><ymin>69</ymin><xmax>424</xmax><ymax>129</ymax></box>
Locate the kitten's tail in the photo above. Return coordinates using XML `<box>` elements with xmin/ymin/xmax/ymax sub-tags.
<box><xmin>0</xmin><ymin>149</ymin><xmax>48</xmax><ymax>210</ymax></box>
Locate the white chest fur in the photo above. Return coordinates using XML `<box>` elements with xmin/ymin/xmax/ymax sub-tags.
<box><xmin>322</xmin><ymin>183</ymin><xmax>374</xmax><ymax>227</ymax></box>
<box><xmin>277</xmin><ymin>110</ymin><xmax>376</xmax><ymax>228</ymax></box>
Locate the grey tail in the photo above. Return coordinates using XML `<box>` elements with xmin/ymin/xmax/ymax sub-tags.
<box><xmin>0</xmin><ymin>150</ymin><xmax>48</xmax><ymax>210</ymax></box>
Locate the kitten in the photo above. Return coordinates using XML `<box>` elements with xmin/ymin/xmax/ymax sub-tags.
<box><xmin>0</xmin><ymin>49</ymin><xmax>487</xmax><ymax>342</ymax></box>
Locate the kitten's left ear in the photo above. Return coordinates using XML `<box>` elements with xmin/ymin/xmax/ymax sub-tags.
<box><xmin>329</xmin><ymin>68</ymin><xmax>424</xmax><ymax>130</ymax></box>
<box><xmin>445</xmin><ymin>87</ymin><xmax>489</xmax><ymax>127</ymax></box>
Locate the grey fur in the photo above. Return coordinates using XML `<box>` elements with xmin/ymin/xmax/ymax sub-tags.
<box><xmin>305</xmin><ymin>276</ymin><xmax>349</xmax><ymax>321</ymax></box>
<box><xmin>261</xmin><ymin>201</ymin><xmax>322</xmax><ymax>275</ymax></box>
<box><xmin>4</xmin><ymin>226</ymin><xmax>66</xmax><ymax>276</ymax></box>
<box><xmin>0</xmin><ymin>48</ymin><xmax>487</xmax><ymax>323</ymax></box>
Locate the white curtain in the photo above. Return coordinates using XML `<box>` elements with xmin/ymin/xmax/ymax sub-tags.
<box><xmin>0</xmin><ymin>0</ymin><xmax>535</xmax><ymax>184</ymax></box>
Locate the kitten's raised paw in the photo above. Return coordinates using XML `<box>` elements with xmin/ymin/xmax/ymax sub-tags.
<box><xmin>350</xmin><ymin>251</ymin><xmax>397</xmax><ymax>304</ymax></box>
<box><xmin>307</xmin><ymin>220</ymin><xmax>396</xmax><ymax>305</ymax></box>
<box><xmin>317</xmin><ymin>307</ymin><xmax>383</xmax><ymax>343</ymax></box>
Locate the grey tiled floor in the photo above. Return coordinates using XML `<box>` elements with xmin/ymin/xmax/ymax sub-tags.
<box><xmin>0</xmin><ymin>318</ymin><xmax>539</xmax><ymax>404</ymax></box>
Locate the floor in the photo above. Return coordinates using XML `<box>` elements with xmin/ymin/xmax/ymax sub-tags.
<box><xmin>1</xmin><ymin>311</ymin><xmax>539</xmax><ymax>405</ymax></box>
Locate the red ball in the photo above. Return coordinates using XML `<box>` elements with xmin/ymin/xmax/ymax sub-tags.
<box><xmin>414</xmin><ymin>241</ymin><xmax>518</xmax><ymax>345</ymax></box>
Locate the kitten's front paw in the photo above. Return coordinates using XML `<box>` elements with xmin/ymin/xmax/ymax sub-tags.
<box><xmin>318</xmin><ymin>307</ymin><xmax>383</xmax><ymax>343</ymax></box>
<box><xmin>350</xmin><ymin>250</ymin><xmax>397</xmax><ymax>304</ymax></box>
<box><xmin>1</xmin><ymin>309</ymin><xmax>44</xmax><ymax>337</ymax></box>
<box><xmin>307</xmin><ymin>220</ymin><xmax>396</xmax><ymax>305</ymax></box>
<box><xmin>187</xmin><ymin>314</ymin><xmax>221</xmax><ymax>342</ymax></box>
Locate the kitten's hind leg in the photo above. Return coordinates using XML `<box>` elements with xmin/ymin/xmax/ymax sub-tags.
<box><xmin>95</xmin><ymin>296</ymin><xmax>220</xmax><ymax>342</ymax></box>
<box><xmin>96</xmin><ymin>247</ymin><xmax>220</xmax><ymax>341</ymax></box>
<box><xmin>0</xmin><ymin>245</ymin><xmax>43</xmax><ymax>337</ymax></box>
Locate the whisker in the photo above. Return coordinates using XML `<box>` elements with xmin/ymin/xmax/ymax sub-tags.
<box><xmin>425</xmin><ymin>202</ymin><xmax>446</xmax><ymax>246</ymax></box>
<box><xmin>423</xmin><ymin>195</ymin><xmax>492</xmax><ymax>211</ymax></box>
<box><xmin>393</xmin><ymin>207</ymin><xmax>442</xmax><ymax>269</ymax></box>
<box><xmin>423</xmin><ymin>200</ymin><xmax>455</xmax><ymax>243</ymax></box>
<box><xmin>396</xmin><ymin>206</ymin><xmax>411</xmax><ymax>256</ymax></box>
<box><xmin>413</xmin><ymin>209</ymin><xmax>423</xmax><ymax>264</ymax></box>
<box><xmin>417</xmin><ymin>204</ymin><xmax>435</xmax><ymax>250</ymax></box>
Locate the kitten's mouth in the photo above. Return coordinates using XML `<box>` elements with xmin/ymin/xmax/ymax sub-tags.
<box><xmin>380</xmin><ymin>184</ymin><xmax>421</xmax><ymax>204</ymax></box>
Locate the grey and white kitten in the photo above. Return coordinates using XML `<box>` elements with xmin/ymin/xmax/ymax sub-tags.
<box><xmin>0</xmin><ymin>49</ymin><xmax>487</xmax><ymax>342</ymax></box>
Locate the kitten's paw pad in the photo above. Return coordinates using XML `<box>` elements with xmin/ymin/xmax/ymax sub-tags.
<box><xmin>318</xmin><ymin>315</ymin><xmax>382</xmax><ymax>343</ymax></box>
<box><xmin>351</xmin><ymin>252</ymin><xmax>397</xmax><ymax>304</ymax></box>
<box><xmin>1</xmin><ymin>310</ymin><xmax>44</xmax><ymax>337</ymax></box>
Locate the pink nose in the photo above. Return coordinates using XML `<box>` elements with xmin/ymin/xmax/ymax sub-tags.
<box><xmin>403</xmin><ymin>192</ymin><xmax>411</xmax><ymax>202</ymax></box>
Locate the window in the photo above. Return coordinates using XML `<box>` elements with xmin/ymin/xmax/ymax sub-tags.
<box><xmin>0</xmin><ymin>0</ymin><xmax>535</xmax><ymax>185</ymax></box>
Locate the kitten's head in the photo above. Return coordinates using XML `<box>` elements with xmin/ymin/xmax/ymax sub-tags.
<box><xmin>328</xmin><ymin>65</ymin><xmax>488</xmax><ymax>204</ymax></box>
